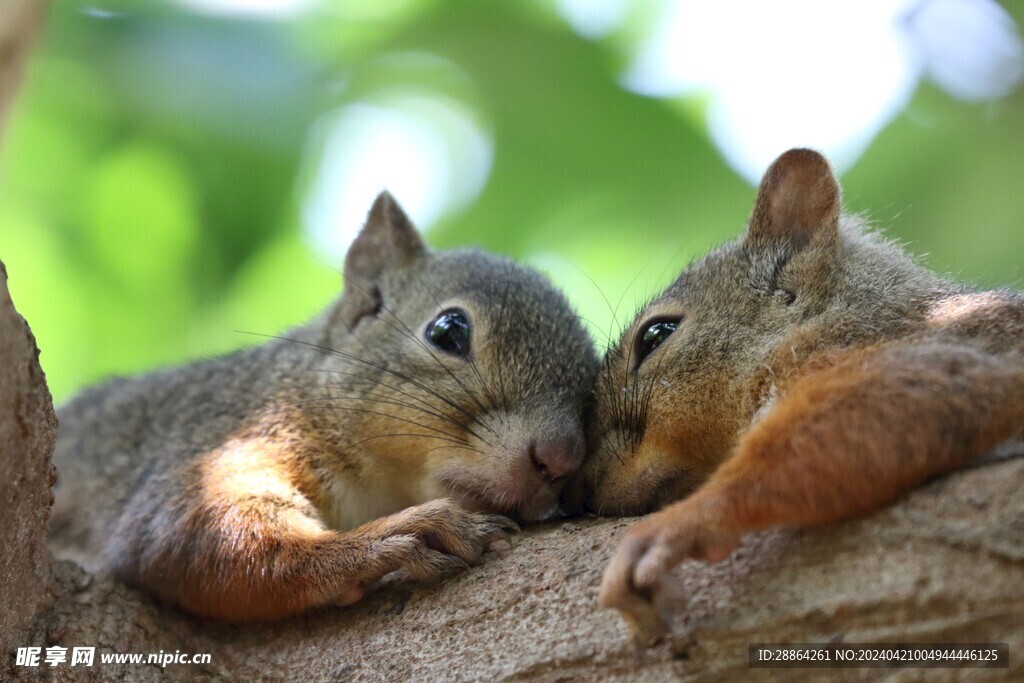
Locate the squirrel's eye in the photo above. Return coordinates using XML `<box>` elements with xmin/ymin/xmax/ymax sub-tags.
<box><xmin>634</xmin><ymin>319</ymin><xmax>679</xmax><ymax>367</ymax></box>
<box><xmin>425</xmin><ymin>309</ymin><xmax>471</xmax><ymax>358</ymax></box>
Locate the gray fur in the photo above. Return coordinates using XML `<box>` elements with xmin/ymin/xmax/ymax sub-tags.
<box><xmin>51</xmin><ymin>194</ymin><xmax>599</xmax><ymax>577</ymax></box>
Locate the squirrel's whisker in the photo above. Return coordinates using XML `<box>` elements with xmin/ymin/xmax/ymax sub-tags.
<box><xmin>311</xmin><ymin>405</ymin><xmax>471</xmax><ymax>443</ymax></box>
<box><xmin>419</xmin><ymin>444</ymin><xmax>484</xmax><ymax>457</ymax></box>
<box><xmin>291</xmin><ymin>393</ymin><xmax>473</xmax><ymax>441</ymax></box>
<box><xmin>489</xmin><ymin>272</ymin><xmax>516</xmax><ymax>424</ymax></box>
<box><xmin>342</xmin><ymin>432</ymin><xmax>474</xmax><ymax>451</ymax></box>
<box><xmin>611</xmin><ymin>257</ymin><xmax>655</xmax><ymax>340</ymax></box>
<box><xmin>565</xmin><ymin>260</ymin><xmax>622</xmax><ymax>355</ymax></box>
<box><xmin>369</xmin><ymin>308</ymin><xmax>497</xmax><ymax>428</ymax></box>
<box><xmin>304</xmin><ymin>373</ymin><xmax>486</xmax><ymax>441</ymax></box>
<box><xmin>406</xmin><ymin>271</ymin><xmax>498</xmax><ymax>420</ymax></box>
<box><xmin>313</xmin><ymin>366</ymin><xmax>492</xmax><ymax>446</ymax></box>
<box><xmin>244</xmin><ymin>333</ymin><xmax>492</xmax><ymax>441</ymax></box>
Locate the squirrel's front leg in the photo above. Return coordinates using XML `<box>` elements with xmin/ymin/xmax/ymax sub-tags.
<box><xmin>601</xmin><ymin>341</ymin><xmax>1024</xmax><ymax>644</ymax></box>
<box><xmin>107</xmin><ymin>446</ymin><xmax>516</xmax><ymax>621</ymax></box>
<box><xmin>162</xmin><ymin>498</ymin><xmax>514</xmax><ymax>621</ymax></box>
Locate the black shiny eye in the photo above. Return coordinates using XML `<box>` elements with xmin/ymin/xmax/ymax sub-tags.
<box><xmin>425</xmin><ymin>309</ymin><xmax>471</xmax><ymax>358</ymax></box>
<box><xmin>634</xmin><ymin>319</ymin><xmax>679</xmax><ymax>367</ymax></box>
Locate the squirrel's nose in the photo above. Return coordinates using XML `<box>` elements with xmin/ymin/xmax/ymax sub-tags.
<box><xmin>528</xmin><ymin>437</ymin><xmax>583</xmax><ymax>483</ymax></box>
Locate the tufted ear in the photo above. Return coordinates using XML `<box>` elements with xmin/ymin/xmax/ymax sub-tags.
<box><xmin>338</xmin><ymin>191</ymin><xmax>426</xmax><ymax>329</ymax></box>
<box><xmin>746</xmin><ymin>148</ymin><xmax>840</xmax><ymax>252</ymax></box>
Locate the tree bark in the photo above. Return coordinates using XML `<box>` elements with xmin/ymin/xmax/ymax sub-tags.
<box><xmin>0</xmin><ymin>262</ymin><xmax>57</xmax><ymax>661</ymax></box>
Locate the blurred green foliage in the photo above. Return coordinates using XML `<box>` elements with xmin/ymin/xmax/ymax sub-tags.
<box><xmin>1</xmin><ymin>0</ymin><xmax>1022</xmax><ymax>403</ymax></box>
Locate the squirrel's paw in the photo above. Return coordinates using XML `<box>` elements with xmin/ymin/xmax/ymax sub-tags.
<box><xmin>599</xmin><ymin>501</ymin><xmax>739</xmax><ymax>647</ymax></box>
<box><xmin>374</xmin><ymin>533</ymin><xmax>472</xmax><ymax>583</ymax></box>
<box><xmin>373</xmin><ymin>499</ymin><xmax>519</xmax><ymax>583</ymax></box>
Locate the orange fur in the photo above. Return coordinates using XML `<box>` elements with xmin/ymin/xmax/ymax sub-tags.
<box><xmin>591</xmin><ymin>149</ymin><xmax>1024</xmax><ymax>645</ymax></box>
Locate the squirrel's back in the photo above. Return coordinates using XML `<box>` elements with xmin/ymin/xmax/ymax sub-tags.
<box><xmin>50</xmin><ymin>341</ymin><xmax>295</xmax><ymax>567</ymax></box>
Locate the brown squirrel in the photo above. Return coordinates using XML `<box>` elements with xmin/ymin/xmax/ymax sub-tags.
<box><xmin>569</xmin><ymin>149</ymin><xmax>1024</xmax><ymax>644</ymax></box>
<box><xmin>50</xmin><ymin>192</ymin><xmax>599</xmax><ymax>621</ymax></box>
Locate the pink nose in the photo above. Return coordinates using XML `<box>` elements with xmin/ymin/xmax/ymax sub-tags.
<box><xmin>528</xmin><ymin>438</ymin><xmax>583</xmax><ymax>483</ymax></box>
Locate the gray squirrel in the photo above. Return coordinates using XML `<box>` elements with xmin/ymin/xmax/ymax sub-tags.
<box><xmin>569</xmin><ymin>148</ymin><xmax>1024</xmax><ymax>645</ymax></box>
<box><xmin>50</xmin><ymin>192</ymin><xmax>598</xmax><ymax>621</ymax></box>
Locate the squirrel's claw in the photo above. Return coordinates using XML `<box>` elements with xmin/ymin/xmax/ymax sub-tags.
<box><xmin>485</xmin><ymin>514</ymin><xmax>520</xmax><ymax>534</ymax></box>
<box><xmin>602</xmin><ymin>499</ymin><xmax>741</xmax><ymax>651</ymax></box>
<box><xmin>601</xmin><ymin>497</ymin><xmax>740</xmax><ymax>648</ymax></box>
<box><xmin>481</xmin><ymin>514</ymin><xmax>520</xmax><ymax>550</ymax></box>
<box><xmin>442</xmin><ymin>554</ymin><xmax>472</xmax><ymax>574</ymax></box>
<box><xmin>600</xmin><ymin>532</ymin><xmax>673</xmax><ymax>647</ymax></box>
<box><xmin>483</xmin><ymin>526</ymin><xmax>515</xmax><ymax>551</ymax></box>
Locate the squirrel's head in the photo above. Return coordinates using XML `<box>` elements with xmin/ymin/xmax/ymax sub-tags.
<box><xmin>322</xmin><ymin>192</ymin><xmax>598</xmax><ymax>522</ymax></box>
<box><xmin>567</xmin><ymin>148</ymin><xmax>849</xmax><ymax>515</ymax></box>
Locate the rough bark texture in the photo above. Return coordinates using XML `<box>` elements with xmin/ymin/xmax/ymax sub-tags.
<box><xmin>1</xmin><ymin>261</ymin><xmax>1022</xmax><ymax>681</ymax></box>
<box><xmin>1</xmin><ymin>0</ymin><xmax>55</xmax><ymax>656</ymax></box>
<box><xmin>0</xmin><ymin>261</ymin><xmax>57</xmax><ymax>657</ymax></box>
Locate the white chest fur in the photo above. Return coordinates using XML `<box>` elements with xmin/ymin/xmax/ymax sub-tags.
<box><xmin>320</xmin><ymin>476</ymin><xmax>409</xmax><ymax>531</ymax></box>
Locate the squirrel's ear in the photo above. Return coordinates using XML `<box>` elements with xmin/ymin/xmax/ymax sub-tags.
<box><xmin>745</xmin><ymin>148</ymin><xmax>840</xmax><ymax>251</ymax></box>
<box><xmin>344</xmin><ymin>191</ymin><xmax>426</xmax><ymax>284</ymax></box>
<box><xmin>338</xmin><ymin>192</ymin><xmax>426</xmax><ymax>328</ymax></box>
